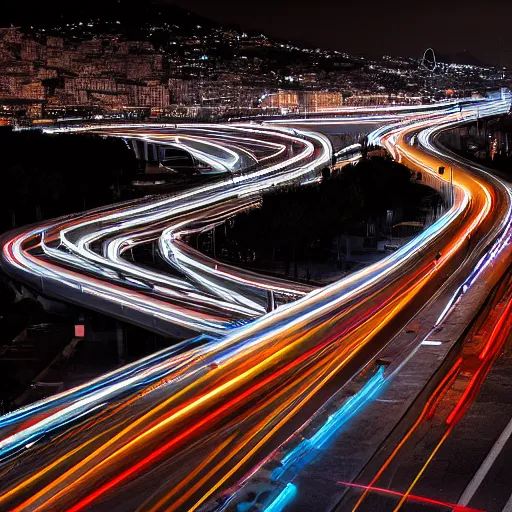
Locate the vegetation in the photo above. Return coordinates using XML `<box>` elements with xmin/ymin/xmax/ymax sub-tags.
<box><xmin>0</xmin><ymin>127</ymin><xmax>140</xmax><ymax>351</ymax></box>
<box><xmin>210</xmin><ymin>157</ymin><xmax>440</xmax><ymax>279</ymax></box>
<box><xmin>0</xmin><ymin>127</ymin><xmax>139</xmax><ymax>233</ymax></box>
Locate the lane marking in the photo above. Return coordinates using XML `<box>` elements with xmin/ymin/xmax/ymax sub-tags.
<box><xmin>502</xmin><ymin>492</ymin><xmax>512</xmax><ymax>512</ymax></box>
<box><xmin>459</xmin><ymin>415</ymin><xmax>512</xmax><ymax>506</ymax></box>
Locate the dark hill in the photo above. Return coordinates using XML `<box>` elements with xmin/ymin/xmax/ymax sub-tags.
<box><xmin>0</xmin><ymin>0</ymin><xmax>216</xmax><ymax>32</ymax></box>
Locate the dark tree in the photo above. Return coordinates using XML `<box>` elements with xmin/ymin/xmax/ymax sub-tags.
<box><xmin>0</xmin><ymin>127</ymin><xmax>139</xmax><ymax>232</ymax></box>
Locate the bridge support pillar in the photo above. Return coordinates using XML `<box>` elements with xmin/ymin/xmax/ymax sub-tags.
<box><xmin>266</xmin><ymin>290</ymin><xmax>275</xmax><ymax>313</ymax></box>
<box><xmin>130</xmin><ymin>139</ymin><xmax>141</xmax><ymax>159</ymax></box>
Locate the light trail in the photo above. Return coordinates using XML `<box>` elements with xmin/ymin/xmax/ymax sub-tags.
<box><xmin>0</xmin><ymin>92</ymin><xmax>510</xmax><ymax>511</ymax></box>
<box><xmin>201</xmin><ymin>91</ymin><xmax>512</xmax><ymax>511</ymax></box>
<box><xmin>348</xmin><ymin>104</ymin><xmax>512</xmax><ymax>512</ymax></box>
<box><xmin>338</xmin><ymin>481</ymin><xmax>484</xmax><ymax>511</ymax></box>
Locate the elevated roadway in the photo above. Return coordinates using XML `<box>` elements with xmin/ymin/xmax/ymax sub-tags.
<box><xmin>0</xmin><ymin>93</ymin><xmax>511</xmax><ymax>511</ymax></box>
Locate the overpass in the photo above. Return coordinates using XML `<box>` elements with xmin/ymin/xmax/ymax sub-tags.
<box><xmin>0</xmin><ymin>90</ymin><xmax>511</xmax><ymax>511</ymax></box>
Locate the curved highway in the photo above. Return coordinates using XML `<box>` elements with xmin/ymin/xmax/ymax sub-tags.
<box><xmin>2</xmin><ymin>124</ymin><xmax>330</xmax><ymax>338</ymax></box>
<box><xmin>0</xmin><ymin>92</ymin><xmax>511</xmax><ymax>511</ymax></box>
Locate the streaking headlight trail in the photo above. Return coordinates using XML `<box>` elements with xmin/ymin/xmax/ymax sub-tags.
<box><xmin>0</xmin><ymin>90</ymin><xmax>511</xmax><ymax>511</ymax></box>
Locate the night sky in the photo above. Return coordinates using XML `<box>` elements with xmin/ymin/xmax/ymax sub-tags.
<box><xmin>171</xmin><ymin>0</ymin><xmax>512</xmax><ymax>67</ymax></box>
<box><xmin>2</xmin><ymin>0</ymin><xmax>511</xmax><ymax>67</ymax></box>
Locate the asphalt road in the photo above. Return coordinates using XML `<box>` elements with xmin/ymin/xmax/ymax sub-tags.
<box><xmin>1</xmin><ymin>94</ymin><xmax>512</xmax><ymax>511</ymax></box>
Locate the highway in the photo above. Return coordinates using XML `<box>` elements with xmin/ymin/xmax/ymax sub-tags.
<box><xmin>205</xmin><ymin>93</ymin><xmax>512</xmax><ymax>511</ymax></box>
<box><xmin>2</xmin><ymin>123</ymin><xmax>330</xmax><ymax>339</ymax></box>
<box><xmin>338</xmin><ymin>258</ymin><xmax>512</xmax><ymax>512</ymax></box>
<box><xmin>0</xmin><ymin>91</ymin><xmax>511</xmax><ymax>511</ymax></box>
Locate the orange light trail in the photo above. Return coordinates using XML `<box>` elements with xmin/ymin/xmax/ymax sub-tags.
<box><xmin>339</xmin><ymin>481</ymin><xmax>484</xmax><ymax>512</ymax></box>
<box><xmin>2</xmin><ymin>98</ymin><xmax>512</xmax><ymax>511</ymax></box>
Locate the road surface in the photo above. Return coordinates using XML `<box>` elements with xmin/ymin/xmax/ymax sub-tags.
<box><xmin>0</xmin><ymin>92</ymin><xmax>511</xmax><ymax>511</ymax></box>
